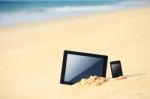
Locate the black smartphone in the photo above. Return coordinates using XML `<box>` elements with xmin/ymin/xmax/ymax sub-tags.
<box><xmin>110</xmin><ymin>60</ymin><xmax>123</xmax><ymax>78</ymax></box>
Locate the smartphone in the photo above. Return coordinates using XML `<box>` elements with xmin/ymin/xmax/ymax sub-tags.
<box><xmin>110</xmin><ymin>60</ymin><xmax>123</xmax><ymax>78</ymax></box>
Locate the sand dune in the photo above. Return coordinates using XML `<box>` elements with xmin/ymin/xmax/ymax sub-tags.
<box><xmin>0</xmin><ymin>7</ymin><xmax>150</xmax><ymax>99</ymax></box>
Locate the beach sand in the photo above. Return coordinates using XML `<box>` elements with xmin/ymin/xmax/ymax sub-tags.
<box><xmin>0</xmin><ymin>7</ymin><xmax>150</xmax><ymax>99</ymax></box>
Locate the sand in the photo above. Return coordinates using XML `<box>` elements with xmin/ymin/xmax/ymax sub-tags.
<box><xmin>0</xmin><ymin>7</ymin><xmax>150</xmax><ymax>99</ymax></box>
<box><xmin>73</xmin><ymin>76</ymin><xmax>106</xmax><ymax>87</ymax></box>
<box><xmin>73</xmin><ymin>76</ymin><xmax>127</xmax><ymax>88</ymax></box>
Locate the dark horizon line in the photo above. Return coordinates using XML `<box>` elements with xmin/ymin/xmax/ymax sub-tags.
<box><xmin>0</xmin><ymin>0</ymin><xmax>114</xmax><ymax>2</ymax></box>
<box><xmin>0</xmin><ymin>0</ymin><xmax>112</xmax><ymax>1</ymax></box>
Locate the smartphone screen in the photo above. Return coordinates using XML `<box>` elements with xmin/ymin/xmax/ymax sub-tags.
<box><xmin>110</xmin><ymin>61</ymin><xmax>123</xmax><ymax>78</ymax></box>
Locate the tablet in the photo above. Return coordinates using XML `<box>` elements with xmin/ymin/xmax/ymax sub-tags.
<box><xmin>60</xmin><ymin>50</ymin><xmax>108</xmax><ymax>85</ymax></box>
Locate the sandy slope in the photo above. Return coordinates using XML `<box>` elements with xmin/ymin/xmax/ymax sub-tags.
<box><xmin>0</xmin><ymin>7</ymin><xmax>150</xmax><ymax>99</ymax></box>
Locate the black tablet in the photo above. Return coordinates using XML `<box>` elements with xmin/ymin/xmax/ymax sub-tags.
<box><xmin>60</xmin><ymin>50</ymin><xmax>108</xmax><ymax>85</ymax></box>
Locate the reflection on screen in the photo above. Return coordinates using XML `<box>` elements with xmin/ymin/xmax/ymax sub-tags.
<box><xmin>64</xmin><ymin>54</ymin><xmax>105</xmax><ymax>82</ymax></box>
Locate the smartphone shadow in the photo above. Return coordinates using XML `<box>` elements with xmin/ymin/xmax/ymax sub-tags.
<box><xmin>125</xmin><ymin>73</ymin><xmax>145</xmax><ymax>78</ymax></box>
<box><xmin>105</xmin><ymin>73</ymin><xmax>145</xmax><ymax>82</ymax></box>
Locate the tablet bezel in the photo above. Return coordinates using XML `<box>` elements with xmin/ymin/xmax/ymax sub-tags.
<box><xmin>60</xmin><ymin>50</ymin><xmax>108</xmax><ymax>85</ymax></box>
